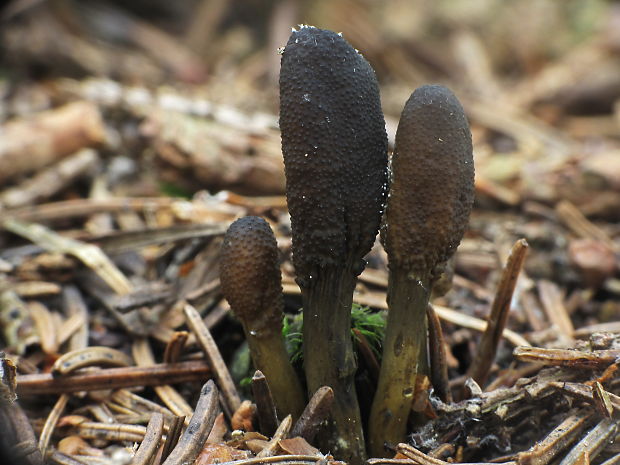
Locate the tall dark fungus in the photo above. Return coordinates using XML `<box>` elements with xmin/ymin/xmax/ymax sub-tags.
<box><xmin>369</xmin><ymin>85</ymin><xmax>475</xmax><ymax>456</ymax></box>
<box><xmin>220</xmin><ymin>216</ymin><xmax>305</xmax><ymax>421</ymax></box>
<box><xmin>279</xmin><ymin>26</ymin><xmax>388</xmax><ymax>464</ymax></box>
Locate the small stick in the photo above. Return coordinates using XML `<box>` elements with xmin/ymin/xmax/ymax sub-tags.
<box><xmin>96</xmin><ymin>224</ymin><xmax>228</xmax><ymax>254</ymax></box>
<box><xmin>162</xmin><ymin>380</ymin><xmax>220</xmax><ymax>465</ymax></box>
<box><xmin>587</xmin><ymin>362</ymin><xmax>620</xmax><ymax>386</ymax></box>
<box><xmin>555</xmin><ymin>201</ymin><xmax>617</xmax><ymax>251</ymax></box>
<box><xmin>12</xmin><ymin>281</ymin><xmax>62</xmax><ymax>297</ymax></box>
<box><xmin>513</xmin><ymin>346</ymin><xmax>620</xmax><ymax>369</ymax></box>
<box><xmin>56</xmin><ymin>313</ymin><xmax>87</xmax><ymax>348</ymax></box>
<box><xmin>558</xmin><ymin>418</ymin><xmax>617</xmax><ymax>465</ymax></box>
<box><xmin>352</xmin><ymin>328</ymin><xmax>381</xmax><ymax>385</ymax></box>
<box><xmin>3</xmin><ymin>218</ymin><xmax>133</xmax><ymax>295</ymax></box>
<box><xmin>215</xmin><ymin>455</ymin><xmax>325</xmax><ymax>465</ymax></box>
<box><xmin>110</xmin><ymin>390</ymin><xmax>175</xmax><ymax>420</ymax></box>
<box><xmin>17</xmin><ymin>361</ymin><xmax>211</xmax><ymax>396</ymax></box>
<box><xmin>163</xmin><ymin>331</ymin><xmax>188</xmax><ymax>363</ymax></box>
<box><xmin>160</xmin><ymin>415</ymin><xmax>185</xmax><ymax>463</ymax></box>
<box><xmin>367</xmin><ymin>460</ymin><xmax>415</xmax><ymax>465</ymax></box>
<box><xmin>516</xmin><ymin>409</ymin><xmax>592</xmax><ymax>465</ymax></box>
<box><xmin>429</xmin><ymin>444</ymin><xmax>455</xmax><ymax>459</ymax></box>
<box><xmin>397</xmin><ymin>443</ymin><xmax>516</xmax><ymax>465</ymax></box>
<box><xmin>257</xmin><ymin>414</ymin><xmax>293</xmax><ymax>458</ymax></box>
<box><xmin>52</xmin><ymin>346</ymin><xmax>133</xmax><ymax>375</ymax></box>
<box><xmin>131</xmin><ymin>412</ymin><xmax>164</xmax><ymax>465</ymax></box>
<box><xmin>433</xmin><ymin>305</ymin><xmax>530</xmax><ymax>347</ymax></box>
<box><xmin>550</xmin><ymin>382</ymin><xmax>620</xmax><ymax>412</ymax></box>
<box><xmin>252</xmin><ymin>370</ymin><xmax>279</xmax><ymax>437</ymax></box>
<box><xmin>28</xmin><ymin>301</ymin><xmax>58</xmax><ymax>355</ymax></box>
<box><xmin>90</xmin><ymin>404</ymin><xmax>117</xmax><ymax>423</ymax></box>
<box><xmin>520</xmin><ymin>291</ymin><xmax>547</xmax><ymax>332</ymax></box>
<box><xmin>76</xmin><ymin>422</ymin><xmax>146</xmax><ymax>442</ymax></box>
<box><xmin>538</xmin><ymin>280</ymin><xmax>574</xmax><ymax>338</ymax></box>
<box><xmin>467</xmin><ymin>239</ymin><xmax>528</xmax><ymax>388</ymax></box>
<box><xmin>0</xmin><ymin>149</ymin><xmax>98</xmax><ymax>209</ymax></box>
<box><xmin>132</xmin><ymin>339</ymin><xmax>193</xmax><ymax>420</ymax></box>
<box><xmin>0</xmin><ymin>197</ymin><xmax>176</xmax><ymax>224</ymax></box>
<box><xmin>592</xmin><ymin>382</ymin><xmax>615</xmax><ymax>418</ymax></box>
<box><xmin>207</xmin><ymin>412</ymin><xmax>228</xmax><ymax>443</ymax></box>
<box><xmin>184</xmin><ymin>303</ymin><xmax>241</xmax><ymax>413</ymax></box>
<box><xmin>62</xmin><ymin>286</ymin><xmax>89</xmax><ymax>351</ymax></box>
<box><xmin>49</xmin><ymin>451</ymin><xmax>87</xmax><ymax>465</ymax></box>
<box><xmin>39</xmin><ymin>394</ymin><xmax>69</xmax><ymax>458</ymax></box>
<box><xmin>574</xmin><ymin>321</ymin><xmax>620</xmax><ymax>338</ymax></box>
<box><xmin>600</xmin><ymin>454</ymin><xmax>620</xmax><ymax>465</ymax></box>
<box><xmin>290</xmin><ymin>386</ymin><xmax>334</xmax><ymax>443</ymax></box>
<box><xmin>426</xmin><ymin>304</ymin><xmax>452</xmax><ymax>403</ymax></box>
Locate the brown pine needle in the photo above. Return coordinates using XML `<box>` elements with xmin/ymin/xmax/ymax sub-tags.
<box><xmin>252</xmin><ymin>370</ymin><xmax>279</xmax><ymax>437</ymax></box>
<box><xmin>132</xmin><ymin>412</ymin><xmax>164</xmax><ymax>465</ymax></box>
<box><xmin>184</xmin><ymin>303</ymin><xmax>241</xmax><ymax>413</ymax></box>
<box><xmin>17</xmin><ymin>361</ymin><xmax>211</xmax><ymax>396</ymax></box>
<box><xmin>427</xmin><ymin>304</ymin><xmax>452</xmax><ymax>403</ymax></box>
<box><xmin>162</xmin><ymin>380</ymin><xmax>219</xmax><ymax>465</ymax></box>
<box><xmin>467</xmin><ymin>239</ymin><xmax>529</xmax><ymax>388</ymax></box>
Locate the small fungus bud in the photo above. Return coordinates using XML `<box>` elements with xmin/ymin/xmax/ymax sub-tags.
<box><xmin>220</xmin><ymin>216</ymin><xmax>304</xmax><ymax>420</ymax></box>
<box><xmin>221</xmin><ymin>216</ymin><xmax>284</xmax><ymax>332</ymax></box>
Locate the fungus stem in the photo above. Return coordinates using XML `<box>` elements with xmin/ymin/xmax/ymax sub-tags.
<box><xmin>302</xmin><ymin>266</ymin><xmax>365</xmax><ymax>464</ymax></box>
<box><xmin>243</xmin><ymin>322</ymin><xmax>305</xmax><ymax>420</ymax></box>
<box><xmin>369</xmin><ymin>271</ymin><xmax>431</xmax><ymax>457</ymax></box>
<box><xmin>220</xmin><ymin>216</ymin><xmax>305</xmax><ymax>421</ymax></box>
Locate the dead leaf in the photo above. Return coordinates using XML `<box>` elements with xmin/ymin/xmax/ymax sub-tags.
<box><xmin>278</xmin><ymin>437</ymin><xmax>321</xmax><ymax>456</ymax></box>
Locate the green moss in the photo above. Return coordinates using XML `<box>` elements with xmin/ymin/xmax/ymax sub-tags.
<box><xmin>283</xmin><ymin>304</ymin><xmax>386</xmax><ymax>365</ymax></box>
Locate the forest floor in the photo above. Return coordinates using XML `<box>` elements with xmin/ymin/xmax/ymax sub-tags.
<box><xmin>0</xmin><ymin>1</ymin><xmax>619</xmax><ymax>464</ymax></box>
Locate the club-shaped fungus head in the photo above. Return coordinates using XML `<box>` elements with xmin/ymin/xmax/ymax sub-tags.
<box><xmin>279</xmin><ymin>25</ymin><xmax>388</xmax><ymax>287</ymax></box>
<box><xmin>382</xmin><ymin>84</ymin><xmax>475</xmax><ymax>281</ymax></box>
<box><xmin>220</xmin><ymin>216</ymin><xmax>284</xmax><ymax>334</ymax></box>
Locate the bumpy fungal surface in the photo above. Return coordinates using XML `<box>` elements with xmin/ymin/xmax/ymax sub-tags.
<box><xmin>220</xmin><ymin>216</ymin><xmax>284</xmax><ymax>332</ymax></box>
<box><xmin>279</xmin><ymin>26</ymin><xmax>388</xmax><ymax>285</ymax></box>
<box><xmin>382</xmin><ymin>84</ymin><xmax>474</xmax><ymax>279</ymax></box>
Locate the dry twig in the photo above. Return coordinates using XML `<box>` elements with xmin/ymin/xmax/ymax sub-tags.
<box><xmin>252</xmin><ymin>370</ymin><xmax>279</xmax><ymax>437</ymax></box>
<box><xmin>162</xmin><ymin>380</ymin><xmax>219</xmax><ymax>465</ymax></box>
<box><xmin>131</xmin><ymin>412</ymin><xmax>164</xmax><ymax>465</ymax></box>
<box><xmin>513</xmin><ymin>346</ymin><xmax>620</xmax><ymax>369</ymax></box>
<box><xmin>184</xmin><ymin>303</ymin><xmax>241</xmax><ymax>414</ymax></box>
<box><xmin>17</xmin><ymin>360</ymin><xmax>211</xmax><ymax>396</ymax></box>
<box><xmin>467</xmin><ymin>239</ymin><xmax>529</xmax><ymax>387</ymax></box>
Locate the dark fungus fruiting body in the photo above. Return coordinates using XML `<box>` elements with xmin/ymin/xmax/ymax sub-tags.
<box><xmin>220</xmin><ymin>216</ymin><xmax>305</xmax><ymax>421</ymax></box>
<box><xmin>279</xmin><ymin>26</ymin><xmax>388</xmax><ymax>464</ymax></box>
<box><xmin>369</xmin><ymin>84</ymin><xmax>474</xmax><ymax>456</ymax></box>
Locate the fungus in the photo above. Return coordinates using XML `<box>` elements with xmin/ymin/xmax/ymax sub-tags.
<box><xmin>220</xmin><ymin>216</ymin><xmax>305</xmax><ymax>420</ymax></box>
<box><xmin>369</xmin><ymin>84</ymin><xmax>475</xmax><ymax>456</ymax></box>
<box><xmin>279</xmin><ymin>26</ymin><xmax>388</xmax><ymax>463</ymax></box>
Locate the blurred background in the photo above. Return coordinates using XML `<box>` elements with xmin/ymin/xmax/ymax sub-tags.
<box><xmin>1</xmin><ymin>0</ymin><xmax>620</xmax><ymax>207</ymax></box>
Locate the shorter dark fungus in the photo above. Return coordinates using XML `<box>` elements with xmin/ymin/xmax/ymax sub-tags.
<box><xmin>220</xmin><ymin>216</ymin><xmax>305</xmax><ymax>420</ymax></box>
